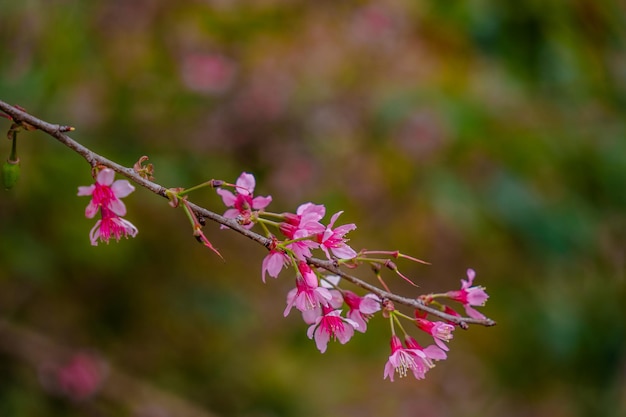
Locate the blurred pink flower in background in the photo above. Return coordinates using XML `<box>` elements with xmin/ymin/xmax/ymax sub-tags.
<box><xmin>39</xmin><ymin>352</ymin><xmax>108</xmax><ymax>402</ymax></box>
<box><xmin>180</xmin><ymin>52</ymin><xmax>236</xmax><ymax>94</ymax></box>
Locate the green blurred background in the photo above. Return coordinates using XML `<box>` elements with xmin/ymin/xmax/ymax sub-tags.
<box><xmin>1</xmin><ymin>0</ymin><xmax>625</xmax><ymax>416</ymax></box>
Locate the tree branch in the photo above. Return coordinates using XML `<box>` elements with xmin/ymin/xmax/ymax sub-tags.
<box><xmin>0</xmin><ymin>99</ymin><xmax>496</xmax><ymax>328</ymax></box>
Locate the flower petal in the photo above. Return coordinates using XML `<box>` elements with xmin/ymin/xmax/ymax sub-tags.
<box><xmin>251</xmin><ymin>195</ymin><xmax>272</xmax><ymax>210</ymax></box>
<box><xmin>96</xmin><ymin>168</ymin><xmax>115</xmax><ymax>186</ymax></box>
<box><xmin>331</xmin><ymin>245</ymin><xmax>358</xmax><ymax>260</ymax></box>
<box><xmin>235</xmin><ymin>172</ymin><xmax>255</xmax><ymax>196</ymax></box>
<box><xmin>216</xmin><ymin>188</ymin><xmax>236</xmax><ymax>207</ymax></box>
<box><xmin>77</xmin><ymin>185</ymin><xmax>95</xmax><ymax>196</ymax></box>
<box><xmin>111</xmin><ymin>180</ymin><xmax>135</xmax><ymax>198</ymax></box>
<box><xmin>109</xmin><ymin>199</ymin><xmax>127</xmax><ymax>217</ymax></box>
<box><xmin>464</xmin><ymin>305</ymin><xmax>486</xmax><ymax>320</ymax></box>
<box><xmin>360</xmin><ymin>294</ymin><xmax>382</xmax><ymax>314</ymax></box>
<box><xmin>313</xmin><ymin>327</ymin><xmax>330</xmax><ymax>353</ymax></box>
<box><xmin>85</xmin><ymin>201</ymin><xmax>99</xmax><ymax>219</ymax></box>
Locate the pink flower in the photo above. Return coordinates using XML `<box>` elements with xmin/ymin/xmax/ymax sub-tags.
<box><xmin>317</xmin><ymin>211</ymin><xmax>357</xmax><ymax>260</ymax></box>
<box><xmin>57</xmin><ymin>354</ymin><xmax>105</xmax><ymax>401</ymax></box>
<box><xmin>383</xmin><ymin>335</ymin><xmax>448</xmax><ymax>381</ymax></box>
<box><xmin>282</xmin><ymin>203</ymin><xmax>326</xmax><ymax>229</ymax></box>
<box><xmin>343</xmin><ymin>290</ymin><xmax>380</xmax><ymax>333</ymax></box>
<box><xmin>180</xmin><ymin>52</ymin><xmax>236</xmax><ymax>95</ymax></box>
<box><xmin>307</xmin><ymin>306</ymin><xmax>358</xmax><ymax>353</ymax></box>
<box><xmin>40</xmin><ymin>353</ymin><xmax>107</xmax><ymax>402</ymax></box>
<box><xmin>284</xmin><ymin>263</ymin><xmax>333</xmax><ymax>320</ymax></box>
<box><xmin>78</xmin><ymin>169</ymin><xmax>137</xmax><ymax>246</ymax></box>
<box><xmin>404</xmin><ymin>336</ymin><xmax>448</xmax><ymax>361</ymax></box>
<box><xmin>446</xmin><ymin>268</ymin><xmax>489</xmax><ymax>319</ymax></box>
<box><xmin>216</xmin><ymin>172</ymin><xmax>272</xmax><ymax>228</ymax></box>
<box><xmin>261</xmin><ymin>249</ymin><xmax>290</xmax><ymax>282</ymax></box>
<box><xmin>384</xmin><ymin>335</ymin><xmax>436</xmax><ymax>381</ymax></box>
<box><xmin>415</xmin><ymin>319</ymin><xmax>455</xmax><ymax>351</ymax></box>
<box><xmin>280</xmin><ymin>203</ymin><xmax>326</xmax><ymax>260</ymax></box>
<box><xmin>88</xmin><ymin>207</ymin><xmax>138</xmax><ymax>246</ymax></box>
<box><xmin>77</xmin><ymin>168</ymin><xmax>135</xmax><ymax>218</ymax></box>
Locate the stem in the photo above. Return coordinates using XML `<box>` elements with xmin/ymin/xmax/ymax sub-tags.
<box><xmin>392</xmin><ymin>312</ymin><xmax>409</xmax><ymax>337</ymax></box>
<box><xmin>256</xmin><ymin>217</ymin><xmax>281</xmax><ymax>228</ymax></box>
<box><xmin>260</xmin><ymin>211</ymin><xmax>286</xmax><ymax>220</ymax></box>
<box><xmin>8</xmin><ymin>130</ymin><xmax>17</xmax><ymax>162</ymax></box>
<box><xmin>177</xmin><ymin>180</ymin><xmax>219</xmax><ymax>196</ymax></box>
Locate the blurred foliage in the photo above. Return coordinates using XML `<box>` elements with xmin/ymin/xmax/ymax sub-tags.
<box><xmin>1</xmin><ymin>0</ymin><xmax>625</xmax><ymax>416</ymax></box>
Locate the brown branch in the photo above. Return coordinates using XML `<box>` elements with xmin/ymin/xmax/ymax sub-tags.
<box><xmin>0</xmin><ymin>99</ymin><xmax>496</xmax><ymax>328</ymax></box>
<box><xmin>307</xmin><ymin>258</ymin><xmax>496</xmax><ymax>329</ymax></box>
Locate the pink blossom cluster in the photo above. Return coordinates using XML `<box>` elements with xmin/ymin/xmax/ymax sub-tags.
<box><xmin>75</xmin><ymin>169</ymin><xmax>490</xmax><ymax>381</ymax></box>
<box><xmin>78</xmin><ymin>168</ymin><xmax>137</xmax><ymax>246</ymax></box>
<box><xmin>215</xmin><ymin>172</ymin><xmax>490</xmax><ymax>381</ymax></box>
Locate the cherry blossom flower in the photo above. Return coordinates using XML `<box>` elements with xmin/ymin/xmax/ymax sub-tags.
<box><xmin>56</xmin><ymin>353</ymin><xmax>106</xmax><ymax>401</ymax></box>
<box><xmin>78</xmin><ymin>168</ymin><xmax>137</xmax><ymax>246</ymax></box>
<box><xmin>261</xmin><ymin>249</ymin><xmax>290</xmax><ymax>282</ymax></box>
<box><xmin>404</xmin><ymin>336</ymin><xmax>448</xmax><ymax>361</ymax></box>
<box><xmin>282</xmin><ymin>202</ymin><xmax>326</xmax><ymax>229</ymax></box>
<box><xmin>415</xmin><ymin>318</ymin><xmax>455</xmax><ymax>351</ymax></box>
<box><xmin>383</xmin><ymin>335</ymin><xmax>448</xmax><ymax>381</ymax></box>
<box><xmin>88</xmin><ymin>207</ymin><xmax>138</xmax><ymax>246</ymax></box>
<box><xmin>343</xmin><ymin>290</ymin><xmax>380</xmax><ymax>333</ymax></box>
<box><xmin>317</xmin><ymin>211</ymin><xmax>357</xmax><ymax>260</ymax></box>
<box><xmin>216</xmin><ymin>172</ymin><xmax>272</xmax><ymax>228</ymax></box>
<box><xmin>383</xmin><ymin>335</ymin><xmax>434</xmax><ymax>381</ymax></box>
<box><xmin>284</xmin><ymin>263</ymin><xmax>333</xmax><ymax>321</ymax></box>
<box><xmin>446</xmin><ymin>268</ymin><xmax>489</xmax><ymax>319</ymax></box>
<box><xmin>280</xmin><ymin>203</ymin><xmax>325</xmax><ymax>260</ymax></box>
<box><xmin>77</xmin><ymin>168</ymin><xmax>135</xmax><ymax>218</ymax></box>
<box><xmin>40</xmin><ymin>352</ymin><xmax>108</xmax><ymax>402</ymax></box>
<box><xmin>307</xmin><ymin>306</ymin><xmax>358</xmax><ymax>353</ymax></box>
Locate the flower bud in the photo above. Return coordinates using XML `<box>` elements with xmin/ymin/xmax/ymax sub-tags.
<box><xmin>2</xmin><ymin>158</ymin><xmax>20</xmax><ymax>189</ymax></box>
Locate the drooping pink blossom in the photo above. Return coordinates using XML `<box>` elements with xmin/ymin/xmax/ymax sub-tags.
<box><xmin>88</xmin><ymin>207</ymin><xmax>138</xmax><ymax>246</ymax></box>
<box><xmin>77</xmin><ymin>168</ymin><xmax>135</xmax><ymax>218</ymax></box>
<box><xmin>446</xmin><ymin>268</ymin><xmax>489</xmax><ymax>319</ymax></box>
<box><xmin>343</xmin><ymin>290</ymin><xmax>380</xmax><ymax>333</ymax></box>
<box><xmin>383</xmin><ymin>335</ymin><xmax>447</xmax><ymax>381</ymax></box>
<box><xmin>216</xmin><ymin>172</ymin><xmax>272</xmax><ymax>228</ymax></box>
<box><xmin>317</xmin><ymin>211</ymin><xmax>357</xmax><ymax>260</ymax></box>
<box><xmin>307</xmin><ymin>306</ymin><xmax>358</xmax><ymax>353</ymax></box>
<box><xmin>261</xmin><ymin>249</ymin><xmax>290</xmax><ymax>282</ymax></box>
<box><xmin>284</xmin><ymin>263</ymin><xmax>332</xmax><ymax>320</ymax></box>
<box><xmin>404</xmin><ymin>336</ymin><xmax>448</xmax><ymax>361</ymax></box>
<box><xmin>384</xmin><ymin>335</ymin><xmax>438</xmax><ymax>381</ymax></box>
<box><xmin>415</xmin><ymin>318</ymin><xmax>455</xmax><ymax>351</ymax></box>
<box><xmin>78</xmin><ymin>169</ymin><xmax>137</xmax><ymax>246</ymax></box>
